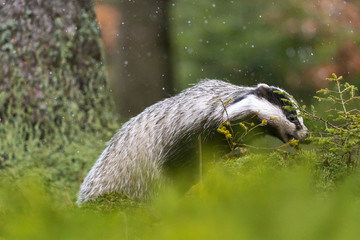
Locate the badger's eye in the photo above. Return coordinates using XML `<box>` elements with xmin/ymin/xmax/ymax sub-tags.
<box><xmin>288</xmin><ymin>114</ymin><xmax>296</xmax><ymax>122</ymax></box>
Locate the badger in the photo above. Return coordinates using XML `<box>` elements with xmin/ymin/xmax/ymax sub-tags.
<box><xmin>77</xmin><ymin>80</ymin><xmax>308</xmax><ymax>204</ymax></box>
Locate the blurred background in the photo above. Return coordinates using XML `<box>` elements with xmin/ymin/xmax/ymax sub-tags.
<box><xmin>94</xmin><ymin>0</ymin><xmax>360</xmax><ymax>117</ymax></box>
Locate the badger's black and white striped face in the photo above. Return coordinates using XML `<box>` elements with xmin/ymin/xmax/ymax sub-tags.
<box><xmin>225</xmin><ymin>83</ymin><xmax>308</xmax><ymax>143</ymax></box>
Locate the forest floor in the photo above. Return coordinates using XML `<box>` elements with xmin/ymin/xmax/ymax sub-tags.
<box><xmin>1</xmin><ymin>128</ymin><xmax>360</xmax><ymax>240</ymax></box>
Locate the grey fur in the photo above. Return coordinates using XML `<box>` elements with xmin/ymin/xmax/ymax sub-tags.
<box><xmin>77</xmin><ymin>80</ymin><xmax>307</xmax><ymax>204</ymax></box>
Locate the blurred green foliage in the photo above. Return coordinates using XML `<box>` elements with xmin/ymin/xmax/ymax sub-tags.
<box><xmin>2</xmin><ymin>149</ymin><xmax>360</xmax><ymax>239</ymax></box>
<box><xmin>170</xmin><ymin>0</ymin><xmax>360</xmax><ymax>99</ymax></box>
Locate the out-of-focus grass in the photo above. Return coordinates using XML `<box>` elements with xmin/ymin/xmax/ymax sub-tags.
<box><xmin>0</xmin><ymin>175</ymin><xmax>130</xmax><ymax>240</ymax></box>
<box><xmin>1</xmin><ymin>150</ymin><xmax>360</xmax><ymax>240</ymax></box>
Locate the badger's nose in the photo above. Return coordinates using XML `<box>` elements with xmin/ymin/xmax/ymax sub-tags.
<box><xmin>298</xmin><ymin>131</ymin><xmax>309</xmax><ymax>141</ymax></box>
<box><xmin>300</xmin><ymin>131</ymin><xmax>309</xmax><ymax>139</ymax></box>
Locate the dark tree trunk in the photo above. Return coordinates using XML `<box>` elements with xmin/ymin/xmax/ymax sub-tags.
<box><xmin>115</xmin><ymin>0</ymin><xmax>173</xmax><ymax>116</ymax></box>
<box><xmin>0</xmin><ymin>0</ymin><xmax>114</xmax><ymax>138</ymax></box>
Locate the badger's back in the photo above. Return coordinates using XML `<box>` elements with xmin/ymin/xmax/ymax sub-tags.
<box><xmin>77</xmin><ymin>80</ymin><xmax>251</xmax><ymax>204</ymax></box>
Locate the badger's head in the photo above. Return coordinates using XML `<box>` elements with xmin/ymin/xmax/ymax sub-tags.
<box><xmin>225</xmin><ymin>83</ymin><xmax>308</xmax><ymax>143</ymax></box>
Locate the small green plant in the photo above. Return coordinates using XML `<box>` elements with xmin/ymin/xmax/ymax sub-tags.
<box><xmin>302</xmin><ymin>74</ymin><xmax>360</xmax><ymax>166</ymax></box>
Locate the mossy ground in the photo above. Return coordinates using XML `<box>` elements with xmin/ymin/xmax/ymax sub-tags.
<box><xmin>1</xmin><ymin>124</ymin><xmax>360</xmax><ymax>240</ymax></box>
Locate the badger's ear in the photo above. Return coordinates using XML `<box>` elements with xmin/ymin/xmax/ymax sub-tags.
<box><xmin>256</xmin><ymin>83</ymin><xmax>271</xmax><ymax>98</ymax></box>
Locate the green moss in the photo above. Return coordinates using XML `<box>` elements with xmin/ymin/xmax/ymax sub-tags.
<box><xmin>80</xmin><ymin>192</ymin><xmax>140</xmax><ymax>213</ymax></box>
<box><xmin>0</xmin><ymin>122</ymin><xmax>117</xmax><ymax>202</ymax></box>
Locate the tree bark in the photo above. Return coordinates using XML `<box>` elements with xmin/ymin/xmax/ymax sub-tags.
<box><xmin>0</xmin><ymin>0</ymin><xmax>114</xmax><ymax>138</ymax></box>
<box><xmin>115</xmin><ymin>0</ymin><xmax>173</xmax><ymax>116</ymax></box>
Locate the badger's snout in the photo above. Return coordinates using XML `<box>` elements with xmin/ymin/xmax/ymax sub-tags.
<box><xmin>298</xmin><ymin>131</ymin><xmax>309</xmax><ymax>139</ymax></box>
<box><xmin>297</xmin><ymin>129</ymin><xmax>309</xmax><ymax>141</ymax></box>
<box><xmin>286</xmin><ymin>128</ymin><xmax>308</xmax><ymax>143</ymax></box>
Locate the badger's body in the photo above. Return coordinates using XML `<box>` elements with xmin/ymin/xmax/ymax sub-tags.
<box><xmin>77</xmin><ymin>80</ymin><xmax>307</xmax><ymax>204</ymax></box>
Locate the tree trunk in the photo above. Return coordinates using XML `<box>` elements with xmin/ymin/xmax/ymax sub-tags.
<box><xmin>0</xmin><ymin>0</ymin><xmax>114</xmax><ymax>139</ymax></box>
<box><xmin>115</xmin><ymin>0</ymin><xmax>173</xmax><ymax>116</ymax></box>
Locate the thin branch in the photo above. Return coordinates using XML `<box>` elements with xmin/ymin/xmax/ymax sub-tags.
<box><xmin>336</xmin><ymin>79</ymin><xmax>348</xmax><ymax>120</ymax></box>
<box><xmin>300</xmin><ymin>108</ymin><xmax>341</xmax><ymax>130</ymax></box>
